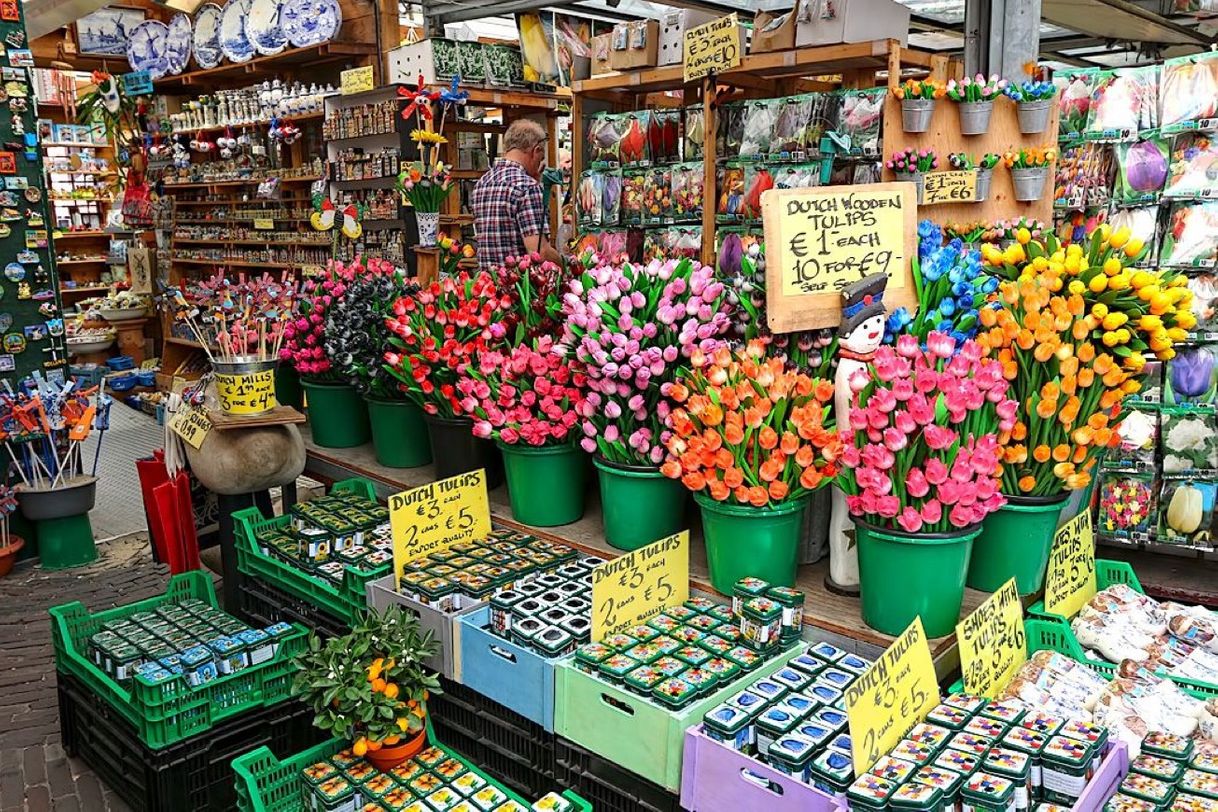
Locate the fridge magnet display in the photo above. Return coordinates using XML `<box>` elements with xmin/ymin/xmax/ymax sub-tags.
<box><xmin>1161</xmin><ymin>407</ymin><xmax>1218</xmax><ymax>475</ymax></box>
<box><xmin>1097</xmin><ymin>471</ymin><xmax>1156</xmax><ymax>542</ymax></box>
<box><xmin>1159</xmin><ymin>478</ymin><xmax>1217</xmax><ymax>548</ymax></box>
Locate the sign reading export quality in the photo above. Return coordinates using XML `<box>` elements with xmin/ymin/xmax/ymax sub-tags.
<box><xmin>683</xmin><ymin>14</ymin><xmax>742</xmax><ymax>83</ymax></box>
<box><xmin>1044</xmin><ymin>511</ymin><xmax>1097</xmax><ymax>619</ymax></box>
<box><xmin>390</xmin><ymin>470</ymin><xmax>491</xmax><ymax>587</ymax></box>
<box><xmin>591</xmin><ymin>531</ymin><xmax>689</xmax><ymax>641</ymax></box>
<box><xmin>957</xmin><ymin>578</ymin><xmax>1027</xmax><ymax>698</ymax></box>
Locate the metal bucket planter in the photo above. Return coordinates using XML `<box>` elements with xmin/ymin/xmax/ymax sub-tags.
<box><xmin>213</xmin><ymin>357</ymin><xmax>278</xmax><ymax>417</ymax></box>
<box><xmin>896</xmin><ymin>171</ymin><xmax>924</xmax><ymax>204</ymax></box>
<box><xmin>1017</xmin><ymin>99</ymin><xmax>1053</xmax><ymax>134</ymax></box>
<box><xmin>901</xmin><ymin>98</ymin><xmax>936</xmax><ymax>133</ymax></box>
<box><xmin>17</xmin><ymin>477</ymin><xmax>98</xmax><ymax>570</ymax></box>
<box><xmin>957</xmin><ymin>100</ymin><xmax>993</xmax><ymax>135</ymax></box>
<box><xmin>16</xmin><ymin>476</ymin><xmax>97</xmax><ymax>521</ymax></box>
<box><xmin>1011</xmin><ymin>167</ymin><xmax>1049</xmax><ymax>201</ymax></box>
<box><xmin>975</xmin><ymin>169</ymin><xmax>993</xmax><ymax>202</ymax></box>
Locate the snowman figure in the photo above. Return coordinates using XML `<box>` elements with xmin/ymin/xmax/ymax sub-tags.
<box><xmin>826</xmin><ymin>273</ymin><xmax>888</xmax><ymax>596</ymax></box>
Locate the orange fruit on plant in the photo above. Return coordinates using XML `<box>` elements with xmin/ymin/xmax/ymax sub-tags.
<box><xmin>383</xmin><ymin>735</ymin><xmax>401</xmax><ymax>746</ymax></box>
<box><xmin>367</xmin><ymin>739</ymin><xmax>383</xmax><ymax>752</ymax></box>
<box><xmin>371</xmin><ymin>678</ymin><xmax>387</xmax><ymax>693</ymax></box>
<box><xmin>352</xmin><ymin>738</ymin><xmax>368</xmax><ymax>757</ymax></box>
<box><xmin>397</xmin><ymin>718</ymin><xmax>410</xmax><ymax>732</ymax></box>
<box><xmin>383</xmin><ymin>683</ymin><xmax>399</xmax><ymax>699</ymax></box>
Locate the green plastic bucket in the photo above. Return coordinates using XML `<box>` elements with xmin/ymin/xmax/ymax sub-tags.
<box><xmin>275</xmin><ymin>365</ymin><xmax>303</xmax><ymax>410</ymax></box>
<box><xmin>856</xmin><ymin>518</ymin><xmax>979</xmax><ymax>638</ymax></box>
<box><xmin>499</xmin><ymin>442</ymin><xmax>588</xmax><ymax>527</ymax></box>
<box><xmin>365</xmin><ymin>397</ymin><xmax>432</xmax><ymax>468</ymax></box>
<box><xmin>695</xmin><ymin>492</ymin><xmax>808</xmax><ymax>595</ymax></box>
<box><xmin>301</xmin><ymin>380</ymin><xmax>370</xmax><ymax>449</ymax></box>
<box><xmin>968</xmin><ymin>493</ymin><xmax>1069</xmax><ymax>595</ymax></box>
<box><xmin>593</xmin><ymin>457</ymin><xmax>687</xmax><ymax>551</ymax></box>
<box><xmin>37</xmin><ymin>514</ymin><xmax>96</xmax><ymax>570</ymax></box>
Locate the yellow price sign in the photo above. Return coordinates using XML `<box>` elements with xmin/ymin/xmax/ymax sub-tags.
<box><xmin>215</xmin><ymin>369</ymin><xmax>277</xmax><ymax>415</ymax></box>
<box><xmin>591</xmin><ymin>531</ymin><xmax>689</xmax><ymax>641</ymax></box>
<box><xmin>761</xmin><ymin>182</ymin><xmax>918</xmax><ymax>333</ymax></box>
<box><xmin>341</xmin><ymin>66</ymin><xmax>375</xmax><ymax>95</ymax></box>
<box><xmin>390</xmin><ymin>470</ymin><xmax>491</xmax><ymax>586</ymax></box>
<box><xmin>1044</xmin><ymin>511</ymin><xmax>1096</xmax><ymax>619</ymax></box>
<box><xmin>922</xmin><ymin>170</ymin><xmax>977</xmax><ymax>205</ymax></box>
<box><xmin>846</xmin><ymin>617</ymin><xmax>940</xmax><ymax>774</ymax></box>
<box><xmin>167</xmin><ymin>407</ymin><xmax>211</xmax><ymax>450</ymax></box>
<box><xmin>683</xmin><ymin>14</ymin><xmax>742</xmax><ymax>83</ymax></box>
<box><xmin>956</xmin><ymin>578</ymin><xmax>1027</xmax><ymax>698</ymax></box>
<box><xmin>253</xmin><ymin>218</ymin><xmax>274</xmax><ymax>230</ymax></box>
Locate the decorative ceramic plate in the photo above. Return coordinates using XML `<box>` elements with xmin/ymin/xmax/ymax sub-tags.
<box><xmin>165</xmin><ymin>13</ymin><xmax>193</xmax><ymax>74</ymax></box>
<box><xmin>246</xmin><ymin>0</ymin><xmax>288</xmax><ymax>55</ymax></box>
<box><xmin>220</xmin><ymin>0</ymin><xmax>255</xmax><ymax>64</ymax></box>
<box><xmin>126</xmin><ymin>20</ymin><xmax>171</xmax><ymax>79</ymax></box>
<box><xmin>281</xmin><ymin>0</ymin><xmax>341</xmax><ymax>48</ymax></box>
<box><xmin>193</xmin><ymin>3</ymin><xmax>223</xmax><ymax>69</ymax></box>
<box><xmin>4</xmin><ymin>263</ymin><xmax>24</xmax><ymax>282</ymax></box>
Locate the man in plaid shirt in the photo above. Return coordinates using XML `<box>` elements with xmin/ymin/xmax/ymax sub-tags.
<box><xmin>471</xmin><ymin>120</ymin><xmax>562</xmax><ymax>270</ymax></box>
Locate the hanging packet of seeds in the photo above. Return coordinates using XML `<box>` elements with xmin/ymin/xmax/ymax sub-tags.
<box><xmin>718</xmin><ymin>101</ymin><xmax>744</xmax><ymax>158</ymax></box>
<box><xmin>1102</xmin><ymin>405</ymin><xmax>1159</xmax><ymax>471</ymax></box>
<box><xmin>669</xmin><ymin>162</ymin><xmax>703</xmax><ymax>222</ymax></box>
<box><xmin>619</xmin><ymin>111</ymin><xmax>650</xmax><ymax>168</ymax></box>
<box><xmin>1158</xmin><ymin>478</ymin><xmax>1217</xmax><ymax>549</ymax></box>
<box><xmin>1188</xmin><ymin>272</ymin><xmax>1218</xmax><ymax>339</ymax></box>
<box><xmin>621</xmin><ymin>170</ymin><xmax>646</xmax><ymax>226</ymax></box>
<box><xmin>1160</xmin><ymin>52</ymin><xmax>1218</xmax><ymax>133</ymax></box>
<box><xmin>601</xmin><ymin>170</ymin><xmax>622</xmax><ymax>226</ymax></box>
<box><xmin>1097</xmin><ymin>470</ymin><xmax>1157</xmax><ymax>543</ymax></box>
<box><xmin>575</xmin><ymin>170</ymin><xmax>604</xmax><ymax>225</ymax></box>
<box><xmin>770</xmin><ymin>95</ymin><xmax>813</xmax><ymax>162</ymax></box>
<box><xmin>772</xmin><ymin>163</ymin><xmax>820</xmax><ymax>190</ymax></box>
<box><xmin>598</xmin><ymin>228</ymin><xmax>628</xmax><ymax>259</ymax></box>
<box><xmin>587</xmin><ymin>113</ymin><xmax>623</xmax><ymax>167</ymax></box>
<box><xmin>647</xmin><ymin>109</ymin><xmax>681</xmax><ymax>165</ymax></box>
<box><xmin>684</xmin><ymin>105</ymin><xmax>705</xmax><ymax>161</ymax></box>
<box><xmin>642</xmin><ymin>165</ymin><xmax>672</xmax><ymax>224</ymax></box>
<box><xmin>1161</xmin><ymin>407</ymin><xmax>1218</xmax><ymax>476</ymax></box>
<box><xmin>740</xmin><ymin>165</ymin><xmax>775</xmax><ymax>222</ymax></box>
<box><xmin>738</xmin><ymin>99</ymin><xmax>777</xmax><ymax>161</ymax></box>
<box><xmin>1160</xmin><ymin>201</ymin><xmax>1218</xmax><ymax>268</ymax></box>
<box><xmin>1164</xmin><ymin>343</ymin><xmax>1218</xmax><ymax>406</ymax></box>
<box><xmin>1163</xmin><ymin>132</ymin><xmax>1218</xmax><ymax>200</ymax></box>
<box><xmin>666</xmin><ymin>225</ymin><xmax>702</xmax><ymax>260</ymax></box>
<box><xmin>1085</xmin><ymin>66</ymin><xmax>1157</xmax><ymax>141</ymax></box>
<box><xmin>805</xmin><ymin>92</ymin><xmax>840</xmax><ymax>159</ymax></box>
<box><xmin>717</xmin><ymin>163</ymin><xmax>746</xmax><ymax>223</ymax></box>
<box><xmin>1109</xmin><ymin>204</ymin><xmax>1162</xmax><ymax>267</ymax></box>
<box><xmin>1113</xmin><ymin>137</ymin><xmax>1169</xmax><ymax>204</ymax></box>
<box><xmin>642</xmin><ymin>228</ymin><xmax>664</xmax><ymax>261</ymax></box>
<box><xmin>837</xmin><ymin>88</ymin><xmax>885</xmax><ymax>157</ymax></box>
<box><xmin>1055</xmin><ymin>67</ymin><xmax>1100</xmax><ymax>140</ymax></box>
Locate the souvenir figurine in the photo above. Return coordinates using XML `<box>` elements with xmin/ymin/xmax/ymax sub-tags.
<box><xmin>826</xmin><ymin>274</ymin><xmax>889</xmax><ymax>595</ymax></box>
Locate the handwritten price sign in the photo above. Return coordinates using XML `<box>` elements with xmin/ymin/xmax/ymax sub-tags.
<box><xmin>846</xmin><ymin>617</ymin><xmax>940</xmax><ymax>774</ymax></box>
<box><xmin>167</xmin><ymin>407</ymin><xmax>211</xmax><ymax>450</ymax></box>
<box><xmin>591</xmin><ymin>531</ymin><xmax>689</xmax><ymax>641</ymax></box>
<box><xmin>922</xmin><ymin>170</ymin><xmax>977</xmax><ymax>205</ymax></box>
<box><xmin>682</xmin><ymin>14</ymin><xmax>742</xmax><ymax>83</ymax></box>
<box><xmin>1044</xmin><ymin>511</ymin><xmax>1096</xmax><ymax>619</ymax></box>
<box><xmin>957</xmin><ymin>578</ymin><xmax>1026</xmax><ymax>698</ymax></box>
<box><xmin>390</xmin><ymin>470</ymin><xmax>491</xmax><ymax>587</ymax></box>
<box><xmin>215</xmin><ymin>369</ymin><xmax>276</xmax><ymax>415</ymax></box>
<box><xmin>341</xmin><ymin>66</ymin><xmax>375</xmax><ymax>95</ymax></box>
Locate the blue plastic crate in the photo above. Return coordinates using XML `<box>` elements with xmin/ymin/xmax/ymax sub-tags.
<box><xmin>106</xmin><ymin>355</ymin><xmax>135</xmax><ymax>371</ymax></box>
<box><xmin>458</xmin><ymin>605</ymin><xmax>558</xmax><ymax>732</ymax></box>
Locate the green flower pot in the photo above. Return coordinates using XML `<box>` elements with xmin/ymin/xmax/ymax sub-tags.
<box><xmin>301</xmin><ymin>380</ymin><xmax>370</xmax><ymax>449</ymax></box>
<box><xmin>365</xmin><ymin>397</ymin><xmax>432</xmax><ymax>468</ymax></box>
<box><xmin>424</xmin><ymin>414</ymin><xmax>504</xmax><ymax>488</ymax></box>
<box><xmin>695</xmin><ymin>492</ymin><xmax>808</xmax><ymax>595</ymax></box>
<box><xmin>275</xmin><ymin>365</ymin><xmax>303</xmax><ymax>410</ymax></box>
<box><xmin>499</xmin><ymin>442</ymin><xmax>587</xmax><ymax>527</ymax></box>
<box><xmin>593</xmin><ymin>457</ymin><xmax>687</xmax><ymax>551</ymax></box>
<box><xmin>856</xmin><ymin>518</ymin><xmax>980</xmax><ymax>638</ymax></box>
<box><xmin>36</xmin><ymin>514</ymin><xmax>96</xmax><ymax>570</ymax></box>
<box><xmin>968</xmin><ymin>493</ymin><xmax>1070</xmax><ymax>595</ymax></box>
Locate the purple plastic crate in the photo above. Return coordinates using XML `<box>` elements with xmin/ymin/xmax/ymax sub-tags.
<box><xmin>679</xmin><ymin>726</ymin><xmax>843</xmax><ymax>812</ymax></box>
<box><xmin>1074</xmin><ymin>740</ymin><xmax>1129</xmax><ymax>812</ymax></box>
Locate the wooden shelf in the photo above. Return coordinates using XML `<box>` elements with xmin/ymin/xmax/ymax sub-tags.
<box><xmin>450</xmin><ymin>169</ymin><xmax>485</xmax><ymax>179</ymax></box>
<box><xmin>172</xmin><ymin>237</ymin><xmax>329</xmax><ymax>247</ymax></box>
<box><xmin>175</xmin><ymin>217</ymin><xmax>309</xmax><ymax>223</ymax></box>
<box><xmin>52</xmin><ymin>231</ymin><xmax>110</xmax><ymax>239</ymax></box>
<box><xmin>47</xmin><ymin>170</ymin><xmax>115</xmax><ymax>177</ymax></box>
<box><xmin>440</xmin><ymin>214</ymin><xmax>474</xmax><ymax>225</ymax></box>
<box><xmin>48</xmin><ymin>198</ymin><xmax>106</xmax><ymax>205</ymax></box>
<box><xmin>154</xmin><ymin>42</ymin><xmax>378</xmax><ymax>91</ymax></box>
<box><xmin>162</xmin><ymin>175</ymin><xmax>322</xmax><ymax>189</ymax></box>
<box><xmin>169</xmin><ymin>197</ymin><xmax>314</xmax><ymax>205</ymax></box>
<box><xmin>60</xmin><ymin>285</ymin><xmax>109</xmax><ymax>294</ymax></box>
<box><xmin>333</xmin><ymin>176</ymin><xmax>397</xmax><ymax>188</ymax></box>
<box><xmin>165</xmin><ymin>336</ymin><xmax>206</xmax><ymax>349</ymax></box>
<box><xmin>450</xmin><ymin>121</ymin><xmax>506</xmax><ymax>134</ymax></box>
<box><xmin>56</xmin><ymin>258</ymin><xmax>110</xmax><ymax>265</ymax></box>
<box><xmin>325</xmin><ymin>130</ymin><xmax>398</xmax><ymax>145</ymax></box>
<box><xmin>42</xmin><ymin>142</ymin><xmax>111</xmax><ymax>149</ymax></box>
<box><xmin>461</xmin><ymin>87</ymin><xmax>567</xmax><ymax>113</ymax></box>
<box><xmin>169</xmin><ymin>110</ymin><xmax>324</xmax><ymax>137</ymax></box>
<box><xmin>173</xmin><ymin>257</ymin><xmax>296</xmax><ymax>269</ymax></box>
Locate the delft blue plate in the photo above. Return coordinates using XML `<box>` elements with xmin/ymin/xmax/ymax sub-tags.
<box><xmin>246</xmin><ymin>0</ymin><xmax>288</xmax><ymax>55</ymax></box>
<box><xmin>281</xmin><ymin>0</ymin><xmax>341</xmax><ymax>48</ymax></box>
<box><xmin>220</xmin><ymin>0</ymin><xmax>255</xmax><ymax>64</ymax></box>
<box><xmin>165</xmin><ymin>13</ymin><xmax>193</xmax><ymax>74</ymax></box>
<box><xmin>126</xmin><ymin>20</ymin><xmax>171</xmax><ymax>80</ymax></box>
<box><xmin>4</xmin><ymin>263</ymin><xmax>24</xmax><ymax>282</ymax></box>
<box><xmin>193</xmin><ymin>3</ymin><xmax>223</xmax><ymax>69</ymax></box>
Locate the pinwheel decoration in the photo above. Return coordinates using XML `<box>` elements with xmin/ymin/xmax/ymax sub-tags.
<box><xmin>399</xmin><ymin>74</ymin><xmax>441</xmax><ymax>122</ymax></box>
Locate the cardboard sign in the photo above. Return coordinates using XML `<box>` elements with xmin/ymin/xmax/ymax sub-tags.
<box><xmin>253</xmin><ymin>218</ymin><xmax>274</xmax><ymax>230</ymax></box>
<box><xmin>390</xmin><ymin>470</ymin><xmax>492</xmax><ymax>586</ymax></box>
<box><xmin>683</xmin><ymin>14</ymin><xmax>742</xmax><ymax>83</ymax></box>
<box><xmin>761</xmin><ymin>182</ymin><xmax>917</xmax><ymax>332</ymax></box>
<box><xmin>341</xmin><ymin>66</ymin><xmax>375</xmax><ymax>95</ymax></box>
<box><xmin>957</xmin><ymin>578</ymin><xmax>1027</xmax><ymax>698</ymax></box>
<box><xmin>922</xmin><ymin>170</ymin><xmax>977</xmax><ymax>205</ymax></box>
<box><xmin>1044</xmin><ymin>511</ymin><xmax>1097</xmax><ymax>619</ymax></box>
<box><xmin>214</xmin><ymin>369</ymin><xmax>276</xmax><ymax>415</ymax></box>
<box><xmin>120</xmin><ymin>71</ymin><xmax>153</xmax><ymax>96</ymax></box>
<box><xmin>846</xmin><ymin>617</ymin><xmax>940</xmax><ymax>774</ymax></box>
<box><xmin>168</xmin><ymin>407</ymin><xmax>211</xmax><ymax>450</ymax></box>
<box><xmin>591</xmin><ymin>531</ymin><xmax>689</xmax><ymax>641</ymax></box>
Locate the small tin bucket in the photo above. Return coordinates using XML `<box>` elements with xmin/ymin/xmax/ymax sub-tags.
<box><xmin>975</xmin><ymin>169</ymin><xmax>993</xmax><ymax>202</ymax></box>
<box><xmin>957</xmin><ymin>100</ymin><xmax>993</xmax><ymax>135</ymax></box>
<box><xmin>213</xmin><ymin>357</ymin><xmax>279</xmax><ymax>416</ymax></box>
<box><xmin>901</xmin><ymin>98</ymin><xmax>936</xmax><ymax>133</ymax></box>
<box><xmin>896</xmin><ymin>171</ymin><xmax>925</xmax><ymax>204</ymax></box>
<box><xmin>1011</xmin><ymin>167</ymin><xmax>1048</xmax><ymax>202</ymax></box>
<box><xmin>1017</xmin><ymin>99</ymin><xmax>1053</xmax><ymax>134</ymax></box>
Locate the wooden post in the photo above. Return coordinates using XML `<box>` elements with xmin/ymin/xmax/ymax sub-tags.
<box><xmin>546</xmin><ymin>113</ymin><xmax>560</xmax><ymax>241</ymax></box>
<box><xmin>415</xmin><ymin>247</ymin><xmax>439</xmax><ymax>286</ymax></box>
<box><xmin>570</xmin><ymin>89</ymin><xmax>584</xmax><ymax>236</ymax></box>
<box><xmin>700</xmin><ymin>76</ymin><xmax>716</xmax><ymax>268</ymax></box>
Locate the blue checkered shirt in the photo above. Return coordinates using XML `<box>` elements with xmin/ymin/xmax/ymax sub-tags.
<box><xmin>471</xmin><ymin>158</ymin><xmax>547</xmax><ymax>271</ymax></box>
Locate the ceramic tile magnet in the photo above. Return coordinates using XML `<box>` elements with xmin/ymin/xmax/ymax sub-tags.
<box><xmin>0</xmin><ymin>152</ymin><xmax>16</xmax><ymax>174</ymax></box>
<box><xmin>3</xmin><ymin>332</ymin><xmax>25</xmax><ymax>353</ymax></box>
<box><xmin>0</xmin><ymin>0</ymin><xmax>18</xmax><ymax>20</ymax></box>
<box><xmin>0</xmin><ymin>354</ymin><xmax>13</xmax><ymax>372</ymax></box>
<box><xmin>22</xmin><ymin>323</ymin><xmax>44</xmax><ymax>341</ymax></box>
<box><xmin>45</xmin><ymin>318</ymin><xmax>62</xmax><ymax>336</ymax></box>
<box><xmin>0</xmin><ymin>313</ymin><xmax>13</xmax><ymax>331</ymax></box>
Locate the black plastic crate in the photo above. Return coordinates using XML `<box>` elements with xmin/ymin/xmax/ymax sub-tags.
<box><xmin>236</xmin><ymin>570</ymin><xmax>350</xmax><ymax>639</ymax></box>
<box><xmin>554</xmin><ymin>736</ymin><xmax>682</xmax><ymax>812</ymax></box>
<box><xmin>436</xmin><ymin>678</ymin><xmax>555</xmax><ymax>778</ymax></box>
<box><xmin>57</xmin><ymin>669</ymin><xmax>324</xmax><ymax>812</ymax></box>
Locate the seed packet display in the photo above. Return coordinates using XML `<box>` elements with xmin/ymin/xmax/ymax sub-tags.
<box><xmin>1161</xmin><ymin>407</ymin><xmax>1218</xmax><ymax>475</ymax></box>
<box><xmin>587</xmin><ymin>113</ymin><xmax>623</xmax><ymax>167</ymax></box>
<box><xmin>1113</xmin><ymin>138</ymin><xmax>1169</xmax><ymax>204</ymax></box>
<box><xmin>684</xmin><ymin>106</ymin><xmax>705</xmax><ymax>161</ymax></box>
<box><xmin>600</xmin><ymin>171</ymin><xmax>622</xmax><ymax>225</ymax></box>
<box><xmin>1160</xmin><ymin>202</ymin><xmax>1218</xmax><ymax>268</ymax></box>
<box><xmin>717</xmin><ymin>163</ymin><xmax>746</xmax><ymax>223</ymax></box>
<box><xmin>670</xmin><ymin>162</ymin><xmax>703</xmax><ymax>221</ymax></box>
<box><xmin>772</xmin><ymin>164</ymin><xmax>819</xmax><ymax>190</ymax></box>
<box><xmin>1164</xmin><ymin>133</ymin><xmax>1218</xmax><ymax>199</ymax></box>
<box><xmin>647</xmin><ymin>109</ymin><xmax>680</xmax><ymax>165</ymax></box>
<box><xmin>770</xmin><ymin>96</ymin><xmax>812</xmax><ymax>161</ymax></box>
<box><xmin>1056</xmin><ymin>68</ymin><xmax>1100</xmax><ymax>140</ymax></box>
<box><xmin>618</xmin><ymin>112</ymin><xmax>650</xmax><ymax>168</ymax></box>
<box><xmin>1097</xmin><ymin>470</ymin><xmax>1157</xmax><ymax>543</ymax></box>
<box><xmin>837</xmin><ymin>88</ymin><xmax>884</xmax><ymax>157</ymax></box>
<box><xmin>740</xmin><ymin>165</ymin><xmax>774</xmax><ymax>221</ymax></box>
<box><xmin>718</xmin><ymin>102</ymin><xmax>744</xmax><ymax>159</ymax></box>
<box><xmin>1108</xmin><ymin>205</ymin><xmax>1161</xmax><ymax>266</ymax></box>
<box><xmin>1055</xmin><ymin>141</ymin><xmax>1115</xmax><ymax>208</ymax></box>
<box><xmin>738</xmin><ymin>99</ymin><xmax>776</xmax><ymax>161</ymax></box>
<box><xmin>1189</xmin><ymin>273</ymin><xmax>1218</xmax><ymax>337</ymax></box>
<box><xmin>621</xmin><ymin>170</ymin><xmax>646</xmax><ymax>226</ymax></box>
<box><xmin>1086</xmin><ymin>66</ymin><xmax>1159</xmax><ymax>141</ymax></box>
<box><xmin>575</xmin><ymin>171</ymin><xmax>604</xmax><ymax>225</ymax></box>
<box><xmin>1103</xmin><ymin>405</ymin><xmax>1159</xmax><ymax>471</ymax></box>
<box><xmin>642</xmin><ymin>166</ymin><xmax>672</xmax><ymax>224</ymax></box>
<box><xmin>1158</xmin><ymin>478</ymin><xmax>1217</xmax><ymax>549</ymax></box>
<box><xmin>1165</xmin><ymin>344</ymin><xmax>1218</xmax><ymax>405</ymax></box>
<box><xmin>1160</xmin><ymin>53</ymin><xmax>1218</xmax><ymax>133</ymax></box>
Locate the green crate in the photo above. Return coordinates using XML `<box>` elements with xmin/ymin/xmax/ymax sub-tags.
<box><xmin>232</xmin><ymin>726</ymin><xmax>591</xmax><ymax>812</ymax></box>
<box><xmin>232</xmin><ymin>477</ymin><xmax>390</xmax><ymax>629</ymax></box>
<box><xmin>49</xmin><ymin>571</ymin><xmax>308</xmax><ymax>750</ymax></box>
<box><xmin>553</xmin><ymin>644</ymin><xmax>801</xmax><ymax>793</ymax></box>
<box><xmin>1026</xmin><ymin>559</ymin><xmax>1142</xmax><ymax>619</ymax></box>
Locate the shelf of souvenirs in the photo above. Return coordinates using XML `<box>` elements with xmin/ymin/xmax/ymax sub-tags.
<box><xmin>166</xmin><ymin>110</ymin><xmax>326</xmax><ymax>139</ymax></box>
<box><xmin>42</xmin><ymin>141</ymin><xmax>112</xmax><ymax>149</ymax></box>
<box><xmin>159</xmin><ymin>158</ymin><xmax>324</xmax><ymax>188</ymax></box>
<box><xmin>162</xmin><ymin>175</ymin><xmax>323</xmax><ymax>189</ymax></box>
<box><xmin>51</xmin><ymin>230</ymin><xmax>111</xmax><ymax>239</ymax></box>
<box><xmin>172</xmin><ymin>245</ymin><xmax>331</xmax><ymax>267</ymax></box>
<box><xmin>172</xmin><ymin>228</ymin><xmax>330</xmax><ymax>245</ymax></box>
<box><xmin>60</xmin><ymin>285</ymin><xmax>111</xmax><ymax>295</ymax></box>
<box><xmin>169</xmin><ymin>195</ymin><xmax>314</xmax><ymax>206</ymax></box>
<box><xmin>153</xmin><ymin>42</ymin><xmax>379</xmax><ymax>92</ymax></box>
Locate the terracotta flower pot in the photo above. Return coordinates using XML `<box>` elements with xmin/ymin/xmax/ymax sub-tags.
<box><xmin>0</xmin><ymin>535</ymin><xmax>24</xmax><ymax>577</ymax></box>
<box><xmin>365</xmin><ymin>728</ymin><xmax>427</xmax><ymax>772</ymax></box>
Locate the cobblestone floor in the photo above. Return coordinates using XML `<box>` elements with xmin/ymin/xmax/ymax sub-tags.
<box><xmin>0</xmin><ymin>533</ymin><xmax>209</xmax><ymax>811</ymax></box>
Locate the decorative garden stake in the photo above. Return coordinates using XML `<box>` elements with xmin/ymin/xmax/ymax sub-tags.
<box><xmin>826</xmin><ymin>273</ymin><xmax>888</xmax><ymax>596</ymax></box>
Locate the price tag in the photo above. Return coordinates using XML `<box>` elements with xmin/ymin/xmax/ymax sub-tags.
<box><xmin>846</xmin><ymin>617</ymin><xmax>940</xmax><ymax>774</ymax></box>
<box><xmin>683</xmin><ymin>14</ymin><xmax>742</xmax><ymax>83</ymax></box>
<box><xmin>120</xmin><ymin>70</ymin><xmax>152</xmax><ymax>96</ymax></box>
<box><xmin>1044</xmin><ymin>511</ymin><xmax>1096</xmax><ymax>619</ymax></box>
<box><xmin>956</xmin><ymin>578</ymin><xmax>1027</xmax><ymax>698</ymax></box>
<box><xmin>341</xmin><ymin>66</ymin><xmax>375</xmax><ymax>95</ymax></box>
<box><xmin>215</xmin><ymin>369</ymin><xmax>276</xmax><ymax>415</ymax></box>
<box><xmin>167</xmin><ymin>407</ymin><xmax>211</xmax><ymax>450</ymax></box>
<box><xmin>591</xmin><ymin>531</ymin><xmax>689</xmax><ymax>641</ymax></box>
<box><xmin>253</xmin><ymin>218</ymin><xmax>274</xmax><ymax>230</ymax></box>
<box><xmin>922</xmin><ymin>170</ymin><xmax>977</xmax><ymax>205</ymax></box>
<box><xmin>390</xmin><ymin>470</ymin><xmax>491</xmax><ymax>586</ymax></box>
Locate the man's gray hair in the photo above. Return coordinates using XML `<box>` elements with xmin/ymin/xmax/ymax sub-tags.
<box><xmin>503</xmin><ymin>119</ymin><xmax>547</xmax><ymax>152</ymax></box>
